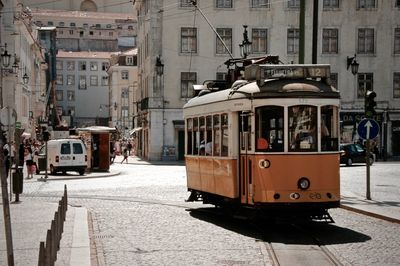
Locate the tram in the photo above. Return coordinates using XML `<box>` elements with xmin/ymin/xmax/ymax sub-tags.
<box><xmin>183</xmin><ymin>59</ymin><xmax>341</xmax><ymax>221</ymax></box>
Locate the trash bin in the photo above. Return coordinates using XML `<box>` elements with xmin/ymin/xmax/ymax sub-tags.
<box><xmin>12</xmin><ymin>167</ymin><xmax>23</xmax><ymax>194</ymax></box>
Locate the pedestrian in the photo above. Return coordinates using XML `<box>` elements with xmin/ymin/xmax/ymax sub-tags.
<box><xmin>127</xmin><ymin>141</ymin><xmax>132</xmax><ymax>156</ymax></box>
<box><xmin>121</xmin><ymin>148</ymin><xmax>128</xmax><ymax>163</ymax></box>
<box><xmin>3</xmin><ymin>149</ymin><xmax>10</xmax><ymax>178</ymax></box>
<box><xmin>24</xmin><ymin>146</ymin><xmax>34</xmax><ymax>179</ymax></box>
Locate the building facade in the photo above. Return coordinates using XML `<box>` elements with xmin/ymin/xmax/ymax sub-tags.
<box><xmin>108</xmin><ymin>48</ymin><xmax>138</xmax><ymax>139</ymax></box>
<box><xmin>56</xmin><ymin>51</ymin><xmax>113</xmax><ymax>127</ymax></box>
<box><xmin>135</xmin><ymin>0</ymin><xmax>400</xmax><ymax>160</ymax></box>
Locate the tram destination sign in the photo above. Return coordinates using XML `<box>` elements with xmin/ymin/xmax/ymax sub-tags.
<box><xmin>245</xmin><ymin>64</ymin><xmax>331</xmax><ymax>81</ymax></box>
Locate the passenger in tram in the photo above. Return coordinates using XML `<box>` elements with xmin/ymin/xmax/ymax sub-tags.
<box><xmin>257</xmin><ymin>138</ymin><xmax>269</xmax><ymax>150</ymax></box>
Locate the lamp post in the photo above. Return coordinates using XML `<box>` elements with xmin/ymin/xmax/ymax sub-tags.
<box><xmin>346</xmin><ymin>54</ymin><xmax>359</xmax><ymax>76</ymax></box>
<box><xmin>155</xmin><ymin>56</ymin><xmax>166</xmax><ymax>159</ymax></box>
<box><xmin>239</xmin><ymin>25</ymin><xmax>252</xmax><ymax>59</ymax></box>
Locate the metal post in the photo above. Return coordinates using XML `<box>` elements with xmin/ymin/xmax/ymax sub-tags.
<box><xmin>366</xmin><ymin>139</ymin><xmax>371</xmax><ymax>200</ymax></box>
<box><xmin>0</xmin><ymin>135</ymin><xmax>15</xmax><ymax>265</ymax></box>
<box><xmin>299</xmin><ymin>0</ymin><xmax>305</xmax><ymax>64</ymax></box>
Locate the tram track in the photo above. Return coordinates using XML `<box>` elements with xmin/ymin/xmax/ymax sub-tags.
<box><xmin>250</xmin><ymin>219</ymin><xmax>343</xmax><ymax>266</ymax></box>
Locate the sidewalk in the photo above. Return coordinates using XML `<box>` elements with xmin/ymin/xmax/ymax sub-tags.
<box><xmin>0</xmin><ymin>169</ymin><xmax>118</xmax><ymax>266</ymax></box>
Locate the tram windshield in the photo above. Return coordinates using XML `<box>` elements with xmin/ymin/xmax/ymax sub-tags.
<box><xmin>255</xmin><ymin>105</ymin><xmax>339</xmax><ymax>152</ymax></box>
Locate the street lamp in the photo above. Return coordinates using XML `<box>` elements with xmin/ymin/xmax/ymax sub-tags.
<box><xmin>346</xmin><ymin>54</ymin><xmax>359</xmax><ymax>75</ymax></box>
<box><xmin>155</xmin><ymin>56</ymin><xmax>164</xmax><ymax>76</ymax></box>
<box><xmin>239</xmin><ymin>25</ymin><xmax>252</xmax><ymax>59</ymax></box>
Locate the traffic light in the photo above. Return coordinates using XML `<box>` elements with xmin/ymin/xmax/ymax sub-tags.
<box><xmin>365</xmin><ymin>90</ymin><xmax>376</xmax><ymax>118</ymax></box>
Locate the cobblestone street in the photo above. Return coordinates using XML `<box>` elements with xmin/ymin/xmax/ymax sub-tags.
<box><xmin>13</xmin><ymin>160</ymin><xmax>400</xmax><ymax>265</ymax></box>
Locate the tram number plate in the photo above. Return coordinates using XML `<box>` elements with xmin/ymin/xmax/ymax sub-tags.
<box><xmin>309</xmin><ymin>193</ymin><xmax>322</xmax><ymax>200</ymax></box>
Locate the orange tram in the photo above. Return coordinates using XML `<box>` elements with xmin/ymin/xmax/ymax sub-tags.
<box><xmin>183</xmin><ymin>62</ymin><xmax>341</xmax><ymax>221</ymax></box>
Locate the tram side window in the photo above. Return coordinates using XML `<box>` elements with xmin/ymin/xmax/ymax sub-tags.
<box><xmin>321</xmin><ymin>105</ymin><xmax>339</xmax><ymax>151</ymax></box>
<box><xmin>199</xmin><ymin>116</ymin><xmax>205</xmax><ymax>155</ymax></box>
<box><xmin>193</xmin><ymin>118</ymin><xmax>199</xmax><ymax>154</ymax></box>
<box><xmin>213</xmin><ymin>115</ymin><xmax>221</xmax><ymax>156</ymax></box>
<box><xmin>186</xmin><ymin>118</ymin><xmax>193</xmax><ymax>155</ymax></box>
<box><xmin>289</xmin><ymin>105</ymin><xmax>317</xmax><ymax>152</ymax></box>
<box><xmin>221</xmin><ymin>114</ymin><xmax>229</xmax><ymax>156</ymax></box>
<box><xmin>256</xmin><ymin>106</ymin><xmax>284</xmax><ymax>152</ymax></box>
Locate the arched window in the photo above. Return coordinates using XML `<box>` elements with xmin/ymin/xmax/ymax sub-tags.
<box><xmin>80</xmin><ymin>0</ymin><xmax>97</xmax><ymax>12</ymax></box>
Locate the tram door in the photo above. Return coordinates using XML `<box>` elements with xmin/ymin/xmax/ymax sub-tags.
<box><xmin>239</xmin><ymin>112</ymin><xmax>253</xmax><ymax>204</ymax></box>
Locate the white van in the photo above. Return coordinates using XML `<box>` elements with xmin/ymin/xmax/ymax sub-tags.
<box><xmin>36</xmin><ymin>139</ymin><xmax>87</xmax><ymax>175</ymax></box>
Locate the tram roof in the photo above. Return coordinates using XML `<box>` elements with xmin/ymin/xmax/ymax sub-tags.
<box><xmin>184</xmin><ymin>78</ymin><xmax>339</xmax><ymax>109</ymax></box>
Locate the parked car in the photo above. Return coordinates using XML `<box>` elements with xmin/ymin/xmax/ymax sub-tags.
<box><xmin>340</xmin><ymin>143</ymin><xmax>374</xmax><ymax>166</ymax></box>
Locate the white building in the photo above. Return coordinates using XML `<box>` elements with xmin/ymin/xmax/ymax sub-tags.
<box><xmin>56</xmin><ymin>50</ymin><xmax>113</xmax><ymax>127</ymax></box>
<box><xmin>108</xmin><ymin>48</ymin><xmax>138</xmax><ymax>138</ymax></box>
<box><xmin>135</xmin><ymin>0</ymin><xmax>400</xmax><ymax>160</ymax></box>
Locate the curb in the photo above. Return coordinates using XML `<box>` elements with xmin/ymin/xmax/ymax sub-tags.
<box><xmin>340</xmin><ymin>204</ymin><xmax>400</xmax><ymax>224</ymax></box>
<box><xmin>70</xmin><ymin>207</ymin><xmax>91</xmax><ymax>266</ymax></box>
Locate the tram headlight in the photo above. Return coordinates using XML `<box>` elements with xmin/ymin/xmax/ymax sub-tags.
<box><xmin>297</xmin><ymin>177</ymin><xmax>310</xmax><ymax>190</ymax></box>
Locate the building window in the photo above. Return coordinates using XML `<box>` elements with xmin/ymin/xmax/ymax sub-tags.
<box><xmin>56</xmin><ymin>75</ymin><xmax>63</xmax><ymax>85</ymax></box>
<box><xmin>216</xmin><ymin>0</ymin><xmax>232</xmax><ymax>8</ymax></box>
<box><xmin>396</xmin><ymin>0</ymin><xmax>400</xmax><ymax>8</ymax></box>
<box><xmin>288</xmin><ymin>0</ymin><xmax>300</xmax><ymax>8</ymax></box>
<box><xmin>70</xmin><ymin>22</ymin><xmax>76</xmax><ymax>27</ymax></box>
<box><xmin>252</xmin><ymin>28</ymin><xmax>268</xmax><ymax>54</ymax></box>
<box><xmin>394</xmin><ymin>72</ymin><xmax>400</xmax><ymax>98</ymax></box>
<box><xmin>126</xmin><ymin>56</ymin><xmax>135</xmax><ymax>65</ymax></box>
<box><xmin>67</xmin><ymin>75</ymin><xmax>74</xmax><ymax>85</ymax></box>
<box><xmin>69</xmin><ymin>30</ymin><xmax>74</xmax><ymax>35</ymax></box>
<box><xmin>394</xmin><ymin>28</ymin><xmax>400</xmax><ymax>54</ymax></box>
<box><xmin>251</xmin><ymin>0</ymin><xmax>270</xmax><ymax>8</ymax></box>
<box><xmin>56</xmin><ymin>60</ymin><xmax>63</xmax><ymax>70</ymax></box>
<box><xmin>323</xmin><ymin>0</ymin><xmax>339</xmax><ymax>8</ymax></box>
<box><xmin>181</xmin><ymin>72</ymin><xmax>196</xmax><ymax>98</ymax></box>
<box><xmin>109</xmin><ymin>32</ymin><xmax>113</xmax><ymax>37</ymax></box>
<box><xmin>102</xmin><ymin>62</ymin><xmax>109</xmax><ymax>71</ymax></box>
<box><xmin>181</xmin><ymin>27</ymin><xmax>197</xmax><ymax>53</ymax></box>
<box><xmin>79</xmin><ymin>61</ymin><xmax>86</xmax><ymax>71</ymax></box>
<box><xmin>122</xmin><ymin>88</ymin><xmax>129</xmax><ymax>98</ymax></box>
<box><xmin>101</xmin><ymin>76</ymin><xmax>109</xmax><ymax>86</ymax></box>
<box><xmin>287</xmin><ymin>28</ymin><xmax>299</xmax><ymax>54</ymax></box>
<box><xmin>67</xmin><ymin>91</ymin><xmax>75</xmax><ymax>101</ymax></box>
<box><xmin>180</xmin><ymin>0</ymin><xmax>193</xmax><ymax>7</ymax></box>
<box><xmin>357</xmin><ymin>73</ymin><xmax>373</xmax><ymax>99</ymax></box>
<box><xmin>56</xmin><ymin>90</ymin><xmax>63</xmax><ymax>101</ymax></box>
<box><xmin>79</xmin><ymin>76</ymin><xmax>86</xmax><ymax>89</ymax></box>
<box><xmin>66</xmin><ymin>61</ymin><xmax>75</xmax><ymax>71</ymax></box>
<box><xmin>90</xmin><ymin>62</ymin><xmax>98</xmax><ymax>71</ymax></box>
<box><xmin>48</xmin><ymin>21</ymin><xmax>53</xmax><ymax>26</ymax></box>
<box><xmin>357</xmin><ymin>0</ymin><xmax>376</xmax><ymax>9</ymax></box>
<box><xmin>216</xmin><ymin>28</ymin><xmax>232</xmax><ymax>55</ymax></box>
<box><xmin>121</xmin><ymin>71</ymin><xmax>129</xmax><ymax>80</ymax></box>
<box><xmin>90</xmin><ymin>75</ymin><xmax>98</xmax><ymax>86</ymax></box>
<box><xmin>330</xmin><ymin>73</ymin><xmax>338</xmax><ymax>90</ymax></box>
<box><xmin>59</xmin><ymin>22</ymin><xmax>65</xmax><ymax>27</ymax></box>
<box><xmin>357</xmin><ymin>28</ymin><xmax>375</xmax><ymax>54</ymax></box>
<box><xmin>322</xmin><ymin>28</ymin><xmax>338</xmax><ymax>54</ymax></box>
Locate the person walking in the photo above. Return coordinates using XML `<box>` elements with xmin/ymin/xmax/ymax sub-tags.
<box><xmin>121</xmin><ymin>148</ymin><xmax>128</xmax><ymax>164</ymax></box>
<box><xmin>24</xmin><ymin>146</ymin><xmax>34</xmax><ymax>179</ymax></box>
<box><xmin>127</xmin><ymin>141</ymin><xmax>133</xmax><ymax>156</ymax></box>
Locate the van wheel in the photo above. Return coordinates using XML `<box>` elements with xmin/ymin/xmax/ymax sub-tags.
<box><xmin>78</xmin><ymin>170</ymin><xmax>85</xmax><ymax>176</ymax></box>
<box><xmin>346</xmin><ymin>158</ymin><xmax>353</xmax><ymax>166</ymax></box>
<box><xmin>36</xmin><ymin>168</ymin><xmax>40</xmax><ymax>174</ymax></box>
<box><xmin>50</xmin><ymin>165</ymin><xmax>56</xmax><ymax>175</ymax></box>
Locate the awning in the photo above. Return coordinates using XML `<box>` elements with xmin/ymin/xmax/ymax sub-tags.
<box><xmin>130</xmin><ymin>127</ymin><xmax>142</xmax><ymax>135</ymax></box>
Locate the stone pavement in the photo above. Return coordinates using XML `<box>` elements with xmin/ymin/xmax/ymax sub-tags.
<box><xmin>1</xmin><ymin>158</ymin><xmax>399</xmax><ymax>265</ymax></box>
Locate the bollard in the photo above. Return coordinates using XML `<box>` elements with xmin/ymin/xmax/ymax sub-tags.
<box><xmin>38</xmin><ymin>241</ymin><xmax>46</xmax><ymax>266</ymax></box>
<box><xmin>45</xmin><ymin>229</ymin><xmax>53</xmax><ymax>266</ymax></box>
